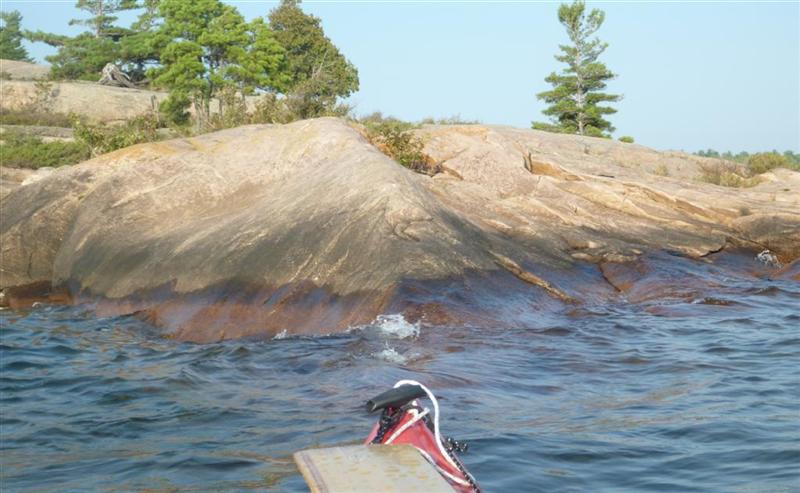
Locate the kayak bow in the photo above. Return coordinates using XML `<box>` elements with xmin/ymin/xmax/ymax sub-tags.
<box><xmin>365</xmin><ymin>380</ymin><xmax>481</xmax><ymax>493</ymax></box>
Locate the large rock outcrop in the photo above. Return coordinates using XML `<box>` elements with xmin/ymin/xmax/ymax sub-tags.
<box><xmin>1</xmin><ymin>59</ymin><xmax>167</xmax><ymax>123</ymax></box>
<box><xmin>416</xmin><ymin>124</ymin><xmax>800</xmax><ymax>261</ymax></box>
<box><xmin>0</xmin><ymin>59</ymin><xmax>256</xmax><ymax>124</ymax></box>
<box><xmin>1</xmin><ymin>79</ymin><xmax>167</xmax><ymax>123</ymax></box>
<box><xmin>0</xmin><ymin>59</ymin><xmax>50</xmax><ymax>80</ymax></box>
<box><xmin>2</xmin><ymin>118</ymin><xmax>798</xmax><ymax>340</ymax></box>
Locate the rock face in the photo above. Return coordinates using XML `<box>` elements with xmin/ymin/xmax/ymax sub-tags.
<box><xmin>1</xmin><ymin>59</ymin><xmax>166</xmax><ymax>123</ymax></box>
<box><xmin>0</xmin><ymin>59</ymin><xmax>50</xmax><ymax>80</ymax></box>
<box><xmin>1</xmin><ymin>79</ymin><xmax>167</xmax><ymax>123</ymax></box>
<box><xmin>2</xmin><ymin>118</ymin><xmax>798</xmax><ymax>341</ymax></box>
<box><xmin>416</xmin><ymin>124</ymin><xmax>800</xmax><ymax>261</ymax></box>
<box><xmin>0</xmin><ymin>59</ymin><xmax>255</xmax><ymax>123</ymax></box>
<box><xmin>0</xmin><ymin>166</ymin><xmax>36</xmax><ymax>200</ymax></box>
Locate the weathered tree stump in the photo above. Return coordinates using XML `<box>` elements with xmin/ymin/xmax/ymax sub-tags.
<box><xmin>98</xmin><ymin>63</ymin><xmax>136</xmax><ymax>89</ymax></box>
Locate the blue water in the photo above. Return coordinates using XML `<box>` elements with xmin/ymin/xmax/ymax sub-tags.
<box><xmin>1</xmin><ymin>269</ymin><xmax>799</xmax><ymax>492</ymax></box>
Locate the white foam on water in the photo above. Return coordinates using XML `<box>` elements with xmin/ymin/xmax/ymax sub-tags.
<box><xmin>373</xmin><ymin>314</ymin><xmax>420</xmax><ymax>339</ymax></box>
<box><xmin>272</xmin><ymin>329</ymin><xmax>289</xmax><ymax>340</ymax></box>
<box><xmin>756</xmin><ymin>249</ymin><xmax>782</xmax><ymax>268</ymax></box>
<box><xmin>373</xmin><ymin>344</ymin><xmax>408</xmax><ymax>364</ymax></box>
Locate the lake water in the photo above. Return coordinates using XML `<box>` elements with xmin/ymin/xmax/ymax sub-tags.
<box><xmin>1</xmin><ymin>258</ymin><xmax>799</xmax><ymax>492</ymax></box>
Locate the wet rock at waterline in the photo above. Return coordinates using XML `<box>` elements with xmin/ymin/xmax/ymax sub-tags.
<box><xmin>2</xmin><ymin>118</ymin><xmax>798</xmax><ymax>341</ymax></box>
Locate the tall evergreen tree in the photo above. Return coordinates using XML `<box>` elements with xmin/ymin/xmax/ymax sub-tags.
<box><xmin>27</xmin><ymin>0</ymin><xmax>137</xmax><ymax>79</ymax></box>
<box><xmin>70</xmin><ymin>0</ymin><xmax>137</xmax><ymax>38</ymax></box>
<box><xmin>268</xmin><ymin>0</ymin><xmax>358</xmax><ymax>117</ymax></box>
<box><xmin>151</xmin><ymin>0</ymin><xmax>285</xmax><ymax>125</ymax></box>
<box><xmin>0</xmin><ymin>10</ymin><xmax>31</xmax><ymax>61</ymax></box>
<box><xmin>232</xmin><ymin>18</ymin><xmax>288</xmax><ymax>96</ymax></box>
<box><xmin>25</xmin><ymin>31</ymin><xmax>119</xmax><ymax>80</ymax></box>
<box><xmin>119</xmin><ymin>0</ymin><xmax>164</xmax><ymax>81</ymax></box>
<box><xmin>533</xmin><ymin>0</ymin><xmax>620</xmax><ymax>137</ymax></box>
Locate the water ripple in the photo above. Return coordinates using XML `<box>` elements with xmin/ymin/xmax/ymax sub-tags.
<box><xmin>1</xmin><ymin>274</ymin><xmax>799</xmax><ymax>492</ymax></box>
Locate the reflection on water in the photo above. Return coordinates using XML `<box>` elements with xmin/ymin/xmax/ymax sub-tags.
<box><xmin>1</xmin><ymin>267</ymin><xmax>799</xmax><ymax>492</ymax></box>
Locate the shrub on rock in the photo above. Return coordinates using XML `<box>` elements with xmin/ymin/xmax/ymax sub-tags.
<box><xmin>747</xmin><ymin>152</ymin><xmax>790</xmax><ymax>175</ymax></box>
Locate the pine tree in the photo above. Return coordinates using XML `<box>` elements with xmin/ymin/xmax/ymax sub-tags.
<box><xmin>25</xmin><ymin>30</ymin><xmax>120</xmax><ymax>80</ymax></box>
<box><xmin>232</xmin><ymin>18</ymin><xmax>287</xmax><ymax>96</ymax></box>
<box><xmin>70</xmin><ymin>0</ymin><xmax>137</xmax><ymax>38</ymax></box>
<box><xmin>533</xmin><ymin>0</ymin><xmax>620</xmax><ymax>137</ymax></box>
<box><xmin>130</xmin><ymin>0</ymin><xmax>160</xmax><ymax>32</ymax></box>
<box><xmin>151</xmin><ymin>0</ymin><xmax>285</xmax><ymax>125</ymax></box>
<box><xmin>268</xmin><ymin>0</ymin><xmax>358</xmax><ymax>117</ymax></box>
<box><xmin>119</xmin><ymin>0</ymin><xmax>163</xmax><ymax>82</ymax></box>
<box><xmin>26</xmin><ymin>0</ymin><xmax>138</xmax><ymax>79</ymax></box>
<box><xmin>0</xmin><ymin>10</ymin><xmax>31</xmax><ymax>61</ymax></box>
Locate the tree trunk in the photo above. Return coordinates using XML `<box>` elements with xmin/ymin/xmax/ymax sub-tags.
<box><xmin>573</xmin><ymin>52</ymin><xmax>585</xmax><ymax>136</ymax></box>
<box><xmin>98</xmin><ymin>63</ymin><xmax>137</xmax><ymax>88</ymax></box>
<box><xmin>96</xmin><ymin>0</ymin><xmax>105</xmax><ymax>38</ymax></box>
<box><xmin>575</xmin><ymin>89</ymin><xmax>586</xmax><ymax>136</ymax></box>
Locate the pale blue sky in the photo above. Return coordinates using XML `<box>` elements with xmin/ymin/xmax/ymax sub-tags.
<box><xmin>5</xmin><ymin>0</ymin><xmax>799</xmax><ymax>152</ymax></box>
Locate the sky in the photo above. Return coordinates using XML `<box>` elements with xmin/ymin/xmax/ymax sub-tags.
<box><xmin>3</xmin><ymin>0</ymin><xmax>799</xmax><ymax>152</ymax></box>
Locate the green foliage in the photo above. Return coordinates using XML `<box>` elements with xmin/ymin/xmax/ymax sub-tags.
<box><xmin>747</xmin><ymin>152</ymin><xmax>792</xmax><ymax>174</ymax></box>
<box><xmin>118</xmin><ymin>31</ymin><xmax>159</xmax><ymax>82</ymax></box>
<box><xmin>70</xmin><ymin>0</ymin><xmax>137</xmax><ymax>38</ymax></box>
<box><xmin>23</xmin><ymin>29</ymin><xmax>70</xmax><ymax>50</ymax></box>
<box><xmin>31</xmin><ymin>79</ymin><xmax>57</xmax><ymax>111</ymax></box>
<box><xmin>44</xmin><ymin>33</ymin><xmax>121</xmax><ymax>80</ymax></box>
<box><xmin>26</xmin><ymin>1</ymin><xmax>140</xmax><ymax>80</ymax></box>
<box><xmin>0</xmin><ymin>132</ymin><xmax>90</xmax><ymax>169</ymax></box>
<box><xmin>72</xmin><ymin>113</ymin><xmax>159</xmax><ymax>156</ymax></box>
<box><xmin>532</xmin><ymin>122</ymin><xmax>570</xmax><ymax>134</ymax></box>
<box><xmin>0</xmin><ymin>81</ymin><xmax>72</xmax><ymax>126</ymax></box>
<box><xmin>130</xmin><ymin>0</ymin><xmax>161</xmax><ymax>32</ymax></box>
<box><xmin>118</xmin><ymin>0</ymin><xmax>163</xmax><ymax>82</ymax></box>
<box><xmin>150</xmin><ymin>0</ymin><xmax>233</xmax><ymax>124</ymax></box>
<box><xmin>0</xmin><ymin>109</ymin><xmax>74</xmax><ymax>127</ymax></box>
<box><xmin>618</xmin><ymin>135</ymin><xmax>634</xmax><ymax>143</ymax></box>
<box><xmin>251</xmin><ymin>92</ymin><xmax>352</xmax><ymax>125</ymax></box>
<box><xmin>151</xmin><ymin>0</ymin><xmax>286</xmax><ymax>127</ymax></box>
<box><xmin>251</xmin><ymin>93</ymin><xmax>295</xmax><ymax>124</ymax></box>
<box><xmin>419</xmin><ymin>115</ymin><xmax>480</xmax><ymax>125</ymax></box>
<box><xmin>159</xmin><ymin>91</ymin><xmax>192</xmax><ymax>125</ymax></box>
<box><xmin>698</xmin><ymin>161</ymin><xmax>760</xmax><ymax>188</ymax></box>
<box><xmin>533</xmin><ymin>0</ymin><xmax>620</xmax><ymax>137</ymax></box>
<box><xmin>695</xmin><ymin>149</ymin><xmax>799</xmax><ymax>188</ymax></box>
<box><xmin>21</xmin><ymin>0</ymin><xmax>360</xmax><ymax>130</ymax></box>
<box><xmin>361</xmin><ymin>115</ymin><xmax>437</xmax><ymax>175</ymax></box>
<box><xmin>208</xmin><ymin>86</ymin><xmax>249</xmax><ymax>130</ymax></box>
<box><xmin>0</xmin><ymin>10</ymin><xmax>31</xmax><ymax>61</ymax></box>
<box><xmin>268</xmin><ymin>0</ymin><xmax>359</xmax><ymax>116</ymax></box>
<box><xmin>695</xmin><ymin>149</ymin><xmax>800</xmax><ymax>173</ymax></box>
<box><xmin>695</xmin><ymin>149</ymin><xmax>748</xmax><ymax>162</ymax></box>
<box><xmin>235</xmin><ymin>17</ymin><xmax>287</xmax><ymax>94</ymax></box>
<box><xmin>0</xmin><ymin>79</ymin><xmax>72</xmax><ymax>126</ymax></box>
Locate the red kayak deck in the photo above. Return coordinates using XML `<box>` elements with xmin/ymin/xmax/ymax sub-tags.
<box><xmin>294</xmin><ymin>444</ymin><xmax>455</xmax><ymax>493</ymax></box>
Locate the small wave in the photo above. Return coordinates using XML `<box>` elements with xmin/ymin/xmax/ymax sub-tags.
<box><xmin>272</xmin><ymin>329</ymin><xmax>289</xmax><ymax>340</ymax></box>
<box><xmin>539</xmin><ymin>326</ymin><xmax>573</xmax><ymax>337</ymax></box>
<box><xmin>372</xmin><ymin>314</ymin><xmax>420</xmax><ymax>339</ymax></box>
<box><xmin>704</xmin><ymin>346</ymin><xmax>735</xmax><ymax>354</ymax></box>
<box><xmin>373</xmin><ymin>344</ymin><xmax>408</xmax><ymax>364</ymax></box>
<box><xmin>747</xmin><ymin>286</ymin><xmax>783</xmax><ymax>296</ymax></box>
<box><xmin>691</xmin><ymin>297</ymin><xmax>736</xmax><ymax>306</ymax></box>
<box><xmin>756</xmin><ymin>250</ymin><xmax>782</xmax><ymax>268</ymax></box>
